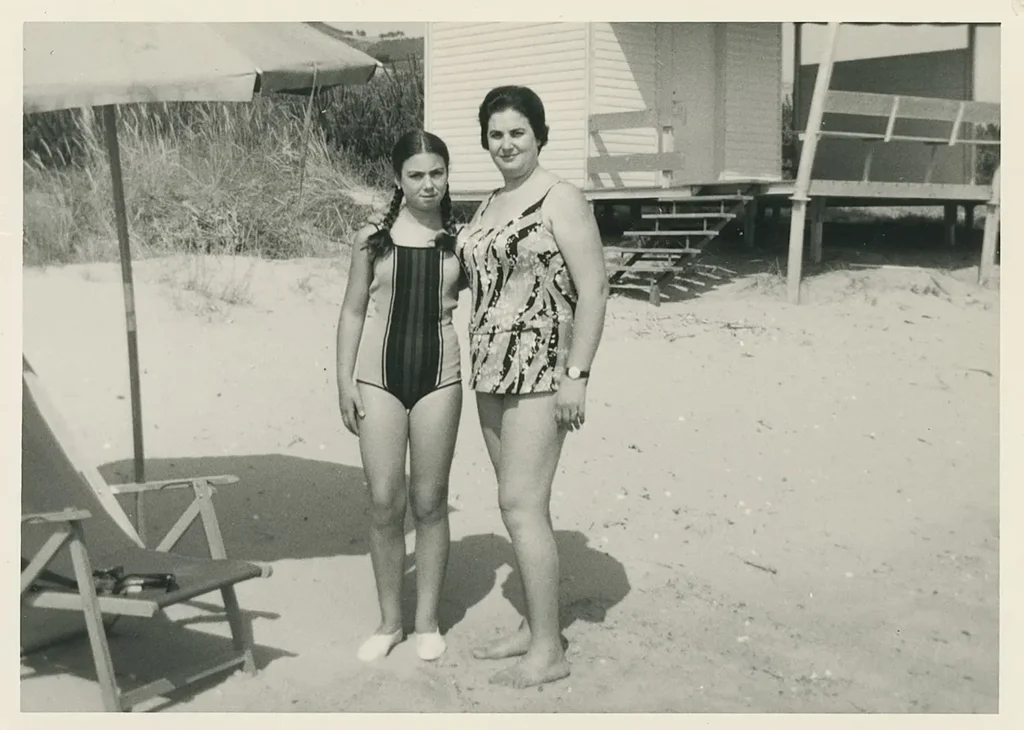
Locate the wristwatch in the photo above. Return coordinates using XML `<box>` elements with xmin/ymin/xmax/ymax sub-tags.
<box><xmin>566</xmin><ymin>366</ymin><xmax>590</xmax><ymax>381</ymax></box>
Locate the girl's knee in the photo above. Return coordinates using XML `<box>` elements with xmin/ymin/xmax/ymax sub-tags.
<box><xmin>409</xmin><ymin>485</ymin><xmax>448</xmax><ymax>525</ymax></box>
<box><xmin>369</xmin><ymin>487</ymin><xmax>407</xmax><ymax>528</ymax></box>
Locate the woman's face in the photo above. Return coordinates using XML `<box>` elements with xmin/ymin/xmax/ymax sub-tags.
<box><xmin>397</xmin><ymin>152</ymin><xmax>448</xmax><ymax>212</ymax></box>
<box><xmin>486</xmin><ymin>108</ymin><xmax>540</xmax><ymax>180</ymax></box>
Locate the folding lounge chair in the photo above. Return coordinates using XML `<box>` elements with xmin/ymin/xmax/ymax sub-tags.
<box><xmin>21</xmin><ymin>358</ymin><xmax>273</xmax><ymax>712</ymax></box>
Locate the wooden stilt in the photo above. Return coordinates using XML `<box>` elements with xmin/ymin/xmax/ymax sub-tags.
<box><xmin>743</xmin><ymin>200</ymin><xmax>757</xmax><ymax>249</ymax></box>
<box><xmin>943</xmin><ymin>204</ymin><xmax>958</xmax><ymax>247</ymax></box>
<box><xmin>787</xmin><ymin>22</ymin><xmax>841</xmax><ymax>304</ymax></box>
<box><xmin>809</xmin><ymin>198</ymin><xmax>825</xmax><ymax>264</ymax></box>
<box><xmin>964</xmin><ymin>204</ymin><xmax>975</xmax><ymax>244</ymax></box>
<box><xmin>979</xmin><ymin>167</ymin><xmax>1000</xmax><ymax>285</ymax></box>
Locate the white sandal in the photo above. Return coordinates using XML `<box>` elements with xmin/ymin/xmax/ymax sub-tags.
<box><xmin>356</xmin><ymin>628</ymin><xmax>404</xmax><ymax>662</ymax></box>
<box><xmin>415</xmin><ymin>630</ymin><xmax>447</xmax><ymax>661</ymax></box>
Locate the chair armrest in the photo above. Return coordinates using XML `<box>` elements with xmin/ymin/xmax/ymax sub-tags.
<box><xmin>108</xmin><ymin>475</ymin><xmax>239</xmax><ymax>495</ymax></box>
<box><xmin>22</xmin><ymin>508</ymin><xmax>92</xmax><ymax>525</ymax></box>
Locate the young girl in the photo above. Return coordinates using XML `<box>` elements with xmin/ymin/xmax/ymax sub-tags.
<box><xmin>336</xmin><ymin>131</ymin><xmax>464</xmax><ymax>662</ymax></box>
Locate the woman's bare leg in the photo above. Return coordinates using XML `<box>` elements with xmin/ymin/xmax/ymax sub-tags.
<box><xmin>480</xmin><ymin>392</ymin><xmax>570</xmax><ymax>688</ymax></box>
<box><xmin>472</xmin><ymin>393</ymin><xmax>533</xmax><ymax>659</ymax></box>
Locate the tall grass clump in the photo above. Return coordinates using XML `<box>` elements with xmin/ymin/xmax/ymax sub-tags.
<box><xmin>315</xmin><ymin>60</ymin><xmax>424</xmax><ymax>187</ymax></box>
<box><xmin>23</xmin><ymin>62</ymin><xmax>425</xmax><ymax>267</ymax></box>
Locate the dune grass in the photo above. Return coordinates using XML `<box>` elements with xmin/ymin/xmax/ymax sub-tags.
<box><xmin>22</xmin><ymin>65</ymin><xmax>425</xmax><ymax>269</ymax></box>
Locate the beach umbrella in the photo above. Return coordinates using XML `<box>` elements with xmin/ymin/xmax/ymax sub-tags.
<box><xmin>23</xmin><ymin>22</ymin><xmax>382</xmax><ymax>541</ymax></box>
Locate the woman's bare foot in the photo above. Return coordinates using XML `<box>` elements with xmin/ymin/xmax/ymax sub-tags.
<box><xmin>488</xmin><ymin>651</ymin><xmax>571</xmax><ymax>689</ymax></box>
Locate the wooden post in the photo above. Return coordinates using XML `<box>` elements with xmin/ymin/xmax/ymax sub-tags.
<box><xmin>979</xmin><ymin>166</ymin><xmax>1000</xmax><ymax>285</ymax></box>
<box><xmin>743</xmin><ymin>200</ymin><xmax>757</xmax><ymax>249</ymax></box>
<box><xmin>809</xmin><ymin>197</ymin><xmax>825</xmax><ymax>264</ymax></box>
<box><xmin>966</xmin><ymin>24</ymin><xmax>977</xmax><ymax>187</ymax></box>
<box><xmin>787</xmin><ymin>22</ymin><xmax>841</xmax><ymax>304</ymax></box>
<box><xmin>102</xmin><ymin>105</ymin><xmax>147</xmax><ymax>545</ymax></box>
<box><xmin>944</xmin><ymin>204</ymin><xmax>958</xmax><ymax>247</ymax></box>
<box><xmin>793</xmin><ymin>23</ymin><xmax>802</xmax><ymax>135</ymax></box>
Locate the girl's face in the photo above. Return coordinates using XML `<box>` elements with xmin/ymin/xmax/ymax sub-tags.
<box><xmin>398</xmin><ymin>152</ymin><xmax>448</xmax><ymax>211</ymax></box>
<box><xmin>486</xmin><ymin>109</ymin><xmax>540</xmax><ymax>180</ymax></box>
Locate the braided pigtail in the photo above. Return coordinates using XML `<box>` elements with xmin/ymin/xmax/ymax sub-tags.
<box><xmin>434</xmin><ymin>187</ymin><xmax>458</xmax><ymax>253</ymax></box>
<box><xmin>363</xmin><ymin>187</ymin><xmax>404</xmax><ymax>261</ymax></box>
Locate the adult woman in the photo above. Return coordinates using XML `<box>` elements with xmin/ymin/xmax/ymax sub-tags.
<box><xmin>336</xmin><ymin>131</ymin><xmax>463</xmax><ymax>663</ymax></box>
<box><xmin>456</xmin><ymin>85</ymin><xmax>609</xmax><ymax>688</ymax></box>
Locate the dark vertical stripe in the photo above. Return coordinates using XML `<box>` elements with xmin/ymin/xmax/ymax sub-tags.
<box><xmin>401</xmin><ymin>249</ymin><xmax>418</xmax><ymax>395</ymax></box>
<box><xmin>409</xmin><ymin>251</ymin><xmax>427</xmax><ymax>397</ymax></box>
<box><xmin>384</xmin><ymin>248</ymin><xmax>443</xmax><ymax>409</ymax></box>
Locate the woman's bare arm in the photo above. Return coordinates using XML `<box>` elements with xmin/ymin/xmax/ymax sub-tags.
<box><xmin>545</xmin><ymin>182</ymin><xmax>610</xmax><ymax>375</ymax></box>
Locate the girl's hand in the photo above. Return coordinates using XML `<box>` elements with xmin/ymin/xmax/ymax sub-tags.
<box><xmin>554</xmin><ymin>377</ymin><xmax>587</xmax><ymax>432</ymax></box>
<box><xmin>338</xmin><ymin>381</ymin><xmax>365</xmax><ymax>436</ymax></box>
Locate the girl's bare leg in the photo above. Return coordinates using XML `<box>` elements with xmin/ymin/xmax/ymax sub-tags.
<box><xmin>407</xmin><ymin>385</ymin><xmax>462</xmax><ymax>644</ymax></box>
<box><xmin>355</xmin><ymin>385</ymin><xmax>410</xmax><ymax>658</ymax></box>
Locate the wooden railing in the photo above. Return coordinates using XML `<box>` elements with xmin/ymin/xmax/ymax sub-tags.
<box><xmin>800</xmin><ymin>90</ymin><xmax>1000</xmax><ymax>184</ymax></box>
<box><xmin>587</xmin><ymin>109</ymin><xmax>683</xmax><ymax>188</ymax></box>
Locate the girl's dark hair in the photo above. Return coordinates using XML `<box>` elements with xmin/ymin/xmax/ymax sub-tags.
<box><xmin>478</xmin><ymin>85</ymin><xmax>550</xmax><ymax>151</ymax></box>
<box><xmin>364</xmin><ymin>130</ymin><xmax>457</xmax><ymax>261</ymax></box>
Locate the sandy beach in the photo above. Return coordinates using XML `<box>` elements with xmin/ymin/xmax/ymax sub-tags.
<box><xmin>20</xmin><ymin>242</ymin><xmax>999</xmax><ymax>712</ymax></box>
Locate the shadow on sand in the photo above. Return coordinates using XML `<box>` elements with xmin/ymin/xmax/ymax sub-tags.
<box><xmin>99</xmin><ymin>453</ymin><xmax>416</xmax><ymax>562</ymax></box>
<box><xmin>21</xmin><ymin>605</ymin><xmax>296</xmax><ymax>712</ymax></box>
<box><xmin>400</xmin><ymin>530</ymin><xmax>631</xmax><ymax>636</ymax></box>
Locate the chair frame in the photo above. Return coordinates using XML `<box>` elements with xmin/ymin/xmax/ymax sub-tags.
<box><xmin>21</xmin><ymin>475</ymin><xmax>271</xmax><ymax>712</ymax></box>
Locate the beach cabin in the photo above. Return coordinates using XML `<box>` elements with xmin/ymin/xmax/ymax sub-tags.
<box><xmin>424</xmin><ymin>22</ymin><xmax>1001</xmax><ymax>305</ymax></box>
<box><xmin>424</xmin><ymin>22</ymin><xmax>784</xmax><ymax>198</ymax></box>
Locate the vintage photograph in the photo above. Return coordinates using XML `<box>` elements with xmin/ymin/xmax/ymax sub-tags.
<box><xmin>19</xmin><ymin>18</ymin><xmax>1001</xmax><ymax>712</ymax></box>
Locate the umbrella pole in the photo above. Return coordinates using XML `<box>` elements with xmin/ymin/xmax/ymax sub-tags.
<box><xmin>101</xmin><ymin>104</ymin><xmax>147</xmax><ymax>545</ymax></box>
<box><xmin>297</xmin><ymin>66</ymin><xmax>319</xmax><ymax>200</ymax></box>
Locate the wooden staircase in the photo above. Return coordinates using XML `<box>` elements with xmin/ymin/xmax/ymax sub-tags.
<box><xmin>604</xmin><ymin>190</ymin><xmax>753</xmax><ymax>304</ymax></box>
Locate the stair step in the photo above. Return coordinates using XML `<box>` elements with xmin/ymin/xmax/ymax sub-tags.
<box><xmin>623</xmin><ymin>230</ymin><xmax>720</xmax><ymax>238</ymax></box>
<box><xmin>643</xmin><ymin>212</ymin><xmax>738</xmax><ymax>220</ymax></box>
<box><xmin>661</xmin><ymin>194</ymin><xmax>754</xmax><ymax>203</ymax></box>
<box><xmin>605</xmin><ymin>247</ymin><xmax>698</xmax><ymax>255</ymax></box>
<box><xmin>608</xmin><ymin>264</ymin><xmax>696</xmax><ymax>273</ymax></box>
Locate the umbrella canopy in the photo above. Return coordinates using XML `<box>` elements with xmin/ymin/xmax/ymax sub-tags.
<box><xmin>23</xmin><ymin>21</ymin><xmax>382</xmax><ymax>114</ymax></box>
<box><xmin>22</xmin><ymin>22</ymin><xmax>382</xmax><ymax>541</ymax></box>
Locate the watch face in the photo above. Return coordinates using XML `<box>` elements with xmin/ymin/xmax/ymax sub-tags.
<box><xmin>568</xmin><ymin>367</ymin><xmax>581</xmax><ymax>379</ymax></box>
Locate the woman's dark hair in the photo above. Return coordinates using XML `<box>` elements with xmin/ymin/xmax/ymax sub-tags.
<box><xmin>364</xmin><ymin>130</ymin><xmax>457</xmax><ymax>261</ymax></box>
<box><xmin>478</xmin><ymin>85</ymin><xmax>549</xmax><ymax>152</ymax></box>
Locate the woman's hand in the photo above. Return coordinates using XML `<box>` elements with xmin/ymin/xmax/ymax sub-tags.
<box><xmin>554</xmin><ymin>377</ymin><xmax>587</xmax><ymax>432</ymax></box>
<box><xmin>338</xmin><ymin>380</ymin><xmax>365</xmax><ymax>436</ymax></box>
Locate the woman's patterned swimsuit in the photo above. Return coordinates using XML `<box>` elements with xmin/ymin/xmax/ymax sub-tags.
<box><xmin>455</xmin><ymin>183</ymin><xmax>578</xmax><ymax>395</ymax></box>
